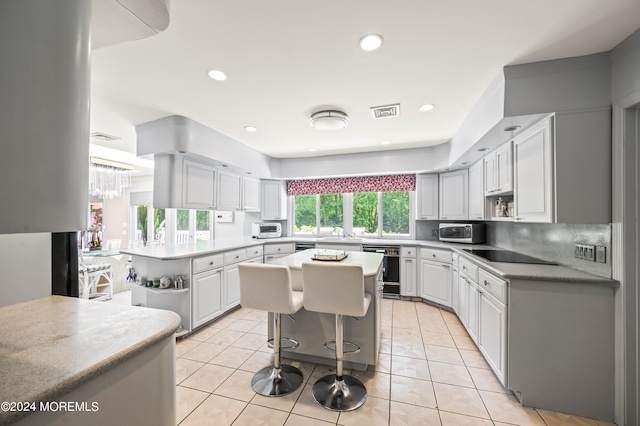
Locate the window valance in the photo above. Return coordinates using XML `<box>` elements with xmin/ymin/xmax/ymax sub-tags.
<box><xmin>287</xmin><ymin>174</ymin><xmax>416</xmax><ymax>196</ymax></box>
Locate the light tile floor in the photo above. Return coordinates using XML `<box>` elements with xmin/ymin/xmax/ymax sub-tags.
<box><xmin>110</xmin><ymin>293</ymin><xmax>617</xmax><ymax>425</ymax></box>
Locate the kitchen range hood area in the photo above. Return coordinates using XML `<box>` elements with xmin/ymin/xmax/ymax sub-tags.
<box><xmin>1</xmin><ymin>2</ymin><xmax>640</xmax><ymax>425</ymax></box>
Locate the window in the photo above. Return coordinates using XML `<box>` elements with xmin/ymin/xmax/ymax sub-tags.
<box><xmin>154</xmin><ymin>208</ymin><xmax>166</xmax><ymax>243</ymax></box>
<box><xmin>293</xmin><ymin>191</ymin><xmax>412</xmax><ymax>238</ymax></box>
<box><xmin>195</xmin><ymin>210</ymin><xmax>211</xmax><ymax>241</ymax></box>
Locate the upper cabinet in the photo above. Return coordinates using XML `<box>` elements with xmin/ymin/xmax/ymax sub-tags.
<box><xmin>183</xmin><ymin>159</ymin><xmax>216</xmax><ymax>209</ymax></box>
<box><xmin>154</xmin><ymin>155</ymin><xmax>216</xmax><ymax>210</ymax></box>
<box><xmin>439</xmin><ymin>169</ymin><xmax>468</xmax><ymax>220</ymax></box>
<box><xmin>468</xmin><ymin>160</ymin><xmax>484</xmax><ymax>220</ymax></box>
<box><xmin>261</xmin><ymin>180</ymin><xmax>287</xmax><ymax>220</ymax></box>
<box><xmin>416</xmin><ymin>174</ymin><xmax>439</xmax><ymax>220</ymax></box>
<box><xmin>243</xmin><ymin>176</ymin><xmax>261</xmax><ymax>212</ymax></box>
<box><xmin>484</xmin><ymin>141</ymin><xmax>513</xmax><ymax>195</ymax></box>
<box><xmin>217</xmin><ymin>169</ymin><xmax>242</xmax><ymax>211</ymax></box>
<box><xmin>513</xmin><ymin>119</ymin><xmax>554</xmax><ymax>222</ymax></box>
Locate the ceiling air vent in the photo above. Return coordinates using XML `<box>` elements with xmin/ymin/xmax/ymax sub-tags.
<box><xmin>90</xmin><ymin>132</ymin><xmax>121</xmax><ymax>142</ymax></box>
<box><xmin>370</xmin><ymin>103</ymin><xmax>400</xmax><ymax>119</ymax></box>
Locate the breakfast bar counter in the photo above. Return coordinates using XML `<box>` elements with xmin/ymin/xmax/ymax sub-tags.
<box><xmin>270</xmin><ymin>250</ymin><xmax>384</xmax><ymax>370</ymax></box>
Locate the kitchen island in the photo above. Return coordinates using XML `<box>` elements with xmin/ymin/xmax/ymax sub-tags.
<box><xmin>0</xmin><ymin>296</ymin><xmax>180</xmax><ymax>426</ymax></box>
<box><xmin>270</xmin><ymin>249</ymin><xmax>384</xmax><ymax>370</ymax></box>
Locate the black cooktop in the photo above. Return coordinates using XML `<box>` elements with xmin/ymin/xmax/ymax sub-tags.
<box><xmin>463</xmin><ymin>249</ymin><xmax>556</xmax><ymax>265</ymax></box>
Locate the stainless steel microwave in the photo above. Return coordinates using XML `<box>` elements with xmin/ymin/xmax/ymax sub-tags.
<box><xmin>439</xmin><ymin>223</ymin><xmax>485</xmax><ymax>244</ymax></box>
<box><xmin>252</xmin><ymin>222</ymin><xmax>282</xmax><ymax>239</ymax></box>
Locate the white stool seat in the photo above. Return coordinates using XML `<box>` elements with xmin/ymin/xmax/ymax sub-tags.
<box><xmin>302</xmin><ymin>261</ymin><xmax>371</xmax><ymax>412</ymax></box>
<box><xmin>238</xmin><ymin>263</ymin><xmax>304</xmax><ymax>397</ymax></box>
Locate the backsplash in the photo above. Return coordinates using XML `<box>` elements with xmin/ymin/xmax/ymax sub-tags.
<box><xmin>486</xmin><ymin>222</ymin><xmax>612</xmax><ymax>278</ymax></box>
<box><xmin>415</xmin><ymin>220</ymin><xmax>612</xmax><ymax>278</ymax></box>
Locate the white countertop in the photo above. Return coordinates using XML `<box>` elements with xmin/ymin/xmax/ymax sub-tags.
<box><xmin>0</xmin><ymin>296</ymin><xmax>180</xmax><ymax>425</ymax></box>
<box><xmin>120</xmin><ymin>236</ymin><xmax>616</xmax><ymax>285</ymax></box>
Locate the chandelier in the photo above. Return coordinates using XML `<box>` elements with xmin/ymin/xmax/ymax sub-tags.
<box><xmin>89</xmin><ymin>158</ymin><xmax>133</xmax><ymax>199</ymax></box>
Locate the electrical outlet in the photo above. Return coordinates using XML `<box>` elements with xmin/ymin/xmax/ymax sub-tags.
<box><xmin>596</xmin><ymin>246</ymin><xmax>607</xmax><ymax>263</ymax></box>
<box><xmin>575</xmin><ymin>243</ymin><xmax>596</xmax><ymax>261</ymax></box>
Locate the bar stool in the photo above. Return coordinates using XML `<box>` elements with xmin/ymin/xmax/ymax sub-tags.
<box><xmin>301</xmin><ymin>261</ymin><xmax>372</xmax><ymax>411</ymax></box>
<box><xmin>238</xmin><ymin>263</ymin><xmax>304</xmax><ymax>396</ymax></box>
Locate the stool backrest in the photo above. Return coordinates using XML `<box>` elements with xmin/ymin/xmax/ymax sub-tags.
<box><xmin>301</xmin><ymin>262</ymin><xmax>367</xmax><ymax>317</ymax></box>
<box><xmin>238</xmin><ymin>263</ymin><xmax>298</xmax><ymax>314</ymax></box>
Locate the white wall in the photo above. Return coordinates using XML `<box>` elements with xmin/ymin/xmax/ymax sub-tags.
<box><xmin>0</xmin><ymin>233</ymin><xmax>51</xmax><ymax>307</ymax></box>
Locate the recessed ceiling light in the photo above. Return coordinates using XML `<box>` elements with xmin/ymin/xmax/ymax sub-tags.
<box><xmin>418</xmin><ymin>104</ymin><xmax>434</xmax><ymax>112</ymax></box>
<box><xmin>308</xmin><ymin>148</ymin><xmax>316</xmax><ymax>152</ymax></box>
<box><xmin>381</xmin><ymin>141</ymin><xmax>391</xmax><ymax>145</ymax></box>
<box><xmin>244</xmin><ymin>126</ymin><xmax>257</xmax><ymax>132</ymax></box>
<box><xmin>207</xmin><ymin>69</ymin><xmax>227</xmax><ymax>81</ymax></box>
<box><xmin>359</xmin><ymin>34</ymin><xmax>383</xmax><ymax>52</ymax></box>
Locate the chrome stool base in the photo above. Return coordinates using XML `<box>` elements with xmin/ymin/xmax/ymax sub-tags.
<box><xmin>312</xmin><ymin>374</ymin><xmax>367</xmax><ymax>411</ymax></box>
<box><xmin>251</xmin><ymin>364</ymin><xmax>304</xmax><ymax>397</ymax></box>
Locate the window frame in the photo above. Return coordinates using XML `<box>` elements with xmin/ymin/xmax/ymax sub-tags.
<box><xmin>290</xmin><ymin>191</ymin><xmax>414</xmax><ymax>239</ymax></box>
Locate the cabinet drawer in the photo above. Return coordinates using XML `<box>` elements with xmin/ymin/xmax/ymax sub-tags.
<box><xmin>264</xmin><ymin>243</ymin><xmax>294</xmax><ymax>255</ymax></box>
<box><xmin>459</xmin><ymin>257</ymin><xmax>479</xmax><ymax>282</ymax></box>
<box><xmin>420</xmin><ymin>247</ymin><xmax>452</xmax><ymax>263</ymax></box>
<box><xmin>478</xmin><ymin>268</ymin><xmax>507</xmax><ymax>304</ymax></box>
<box><xmin>401</xmin><ymin>246</ymin><xmax>417</xmax><ymax>258</ymax></box>
<box><xmin>224</xmin><ymin>249</ymin><xmax>248</xmax><ymax>265</ymax></box>
<box><xmin>193</xmin><ymin>254</ymin><xmax>224</xmax><ymax>274</ymax></box>
<box><xmin>246</xmin><ymin>245</ymin><xmax>264</xmax><ymax>259</ymax></box>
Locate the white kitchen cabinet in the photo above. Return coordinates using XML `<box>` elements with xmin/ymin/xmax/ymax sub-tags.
<box><xmin>418</xmin><ymin>248</ymin><xmax>452</xmax><ymax>307</ymax></box>
<box><xmin>217</xmin><ymin>169</ymin><xmax>243</xmax><ymax>211</ymax></box>
<box><xmin>439</xmin><ymin>169</ymin><xmax>468</xmax><ymax>220</ymax></box>
<box><xmin>183</xmin><ymin>159</ymin><xmax>216</xmax><ymax>209</ymax></box>
<box><xmin>192</xmin><ymin>267</ymin><xmax>223</xmax><ymax>328</ymax></box>
<box><xmin>264</xmin><ymin>242</ymin><xmax>295</xmax><ymax>263</ymax></box>
<box><xmin>451</xmin><ymin>253</ymin><xmax>459</xmax><ymax>314</ymax></box>
<box><xmin>242</xmin><ymin>176</ymin><xmax>261</xmax><ymax>212</ymax></box>
<box><xmin>416</xmin><ymin>174</ymin><xmax>439</xmax><ymax>219</ymax></box>
<box><xmin>478</xmin><ymin>289</ymin><xmax>507</xmax><ymax>383</ymax></box>
<box><xmin>468</xmin><ymin>160</ymin><xmax>484</xmax><ymax>220</ymax></box>
<box><xmin>457</xmin><ymin>274</ymin><xmax>469</xmax><ymax>327</ymax></box>
<box><xmin>261</xmin><ymin>180</ymin><xmax>287</xmax><ymax>220</ymax></box>
<box><xmin>485</xmin><ymin>141</ymin><xmax>513</xmax><ymax>196</ymax></box>
<box><xmin>400</xmin><ymin>246</ymin><xmax>417</xmax><ymax>297</ymax></box>
<box><xmin>467</xmin><ymin>280</ymin><xmax>480</xmax><ymax>343</ymax></box>
<box><xmin>513</xmin><ymin>119</ymin><xmax>553</xmax><ymax>222</ymax></box>
<box><xmin>223</xmin><ymin>263</ymin><xmax>241</xmax><ymax>311</ymax></box>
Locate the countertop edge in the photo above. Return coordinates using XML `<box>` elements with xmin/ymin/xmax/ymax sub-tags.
<box><xmin>0</xmin><ymin>297</ymin><xmax>181</xmax><ymax>425</ymax></box>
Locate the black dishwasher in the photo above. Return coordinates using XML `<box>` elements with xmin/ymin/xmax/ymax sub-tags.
<box><xmin>362</xmin><ymin>245</ymin><xmax>400</xmax><ymax>296</ymax></box>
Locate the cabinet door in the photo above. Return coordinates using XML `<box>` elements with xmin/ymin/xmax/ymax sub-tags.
<box><xmin>479</xmin><ymin>290</ymin><xmax>507</xmax><ymax>384</ymax></box>
<box><xmin>419</xmin><ymin>259</ymin><xmax>452</xmax><ymax>307</ymax></box>
<box><xmin>484</xmin><ymin>153</ymin><xmax>496</xmax><ymax>195</ymax></box>
<box><xmin>223</xmin><ymin>264</ymin><xmax>241</xmax><ymax>311</ymax></box>
<box><xmin>439</xmin><ymin>169</ymin><xmax>468</xmax><ymax>220</ymax></box>
<box><xmin>183</xmin><ymin>159</ymin><xmax>216</xmax><ymax>209</ymax></box>
<box><xmin>468</xmin><ymin>160</ymin><xmax>484</xmax><ymax>220</ymax></box>
<box><xmin>458</xmin><ymin>275</ymin><xmax>469</xmax><ymax>327</ymax></box>
<box><xmin>400</xmin><ymin>257</ymin><xmax>417</xmax><ymax>296</ymax></box>
<box><xmin>514</xmin><ymin>120</ymin><xmax>553</xmax><ymax>222</ymax></box>
<box><xmin>217</xmin><ymin>169</ymin><xmax>242</xmax><ymax>211</ymax></box>
<box><xmin>495</xmin><ymin>141</ymin><xmax>513</xmax><ymax>193</ymax></box>
<box><xmin>416</xmin><ymin>174</ymin><xmax>438</xmax><ymax>219</ymax></box>
<box><xmin>243</xmin><ymin>177</ymin><xmax>261</xmax><ymax>211</ymax></box>
<box><xmin>451</xmin><ymin>267</ymin><xmax>459</xmax><ymax>314</ymax></box>
<box><xmin>261</xmin><ymin>180</ymin><xmax>287</xmax><ymax>220</ymax></box>
<box><xmin>192</xmin><ymin>268</ymin><xmax>223</xmax><ymax>328</ymax></box>
<box><xmin>467</xmin><ymin>281</ymin><xmax>480</xmax><ymax>343</ymax></box>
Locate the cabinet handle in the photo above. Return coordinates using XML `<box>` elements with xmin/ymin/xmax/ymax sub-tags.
<box><xmin>514</xmin><ymin>217</ymin><xmax>523</xmax><ymax>221</ymax></box>
<box><xmin>484</xmin><ymin>280</ymin><xmax>489</xmax><ymax>286</ymax></box>
<box><xmin>209</xmin><ymin>261</ymin><xmax>214</xmax><ymax>266</ymax></box>
<box><xmin>432</xmin><ymin>254</ymin><xmax>436</xmax><ymax>258</ymax></box>
<box><xmin>235</xmin><ymin>255</ymin><xmax>239</xmax><ymax>259</ymax></box>
<box><xmin>462</xmin><ymin>265</ymin><xmax>466</xmax><ymax>270</ymax></box>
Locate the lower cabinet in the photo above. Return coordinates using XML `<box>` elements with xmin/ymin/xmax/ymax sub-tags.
<box><xmin>467</xmin><ymin>280</ymin><xmax>480</xmax><ymax>343</ymax></box>
<box><xmin>419</xmin><ymin>258</ymin><xmax>452</xmax><ymax>307</ymax></box>
<box><xmin>457</xmin><ymin>274</ymin><xmax>469</xmax><ymax>327</ymax></box>
<box><xmin>478</xmin><ymin>290</ymin><xmax>507</xmax><ymax>383</ymax></box>
<box><xmin>451</xmin><ymin>263</ymin><xmax>459</xmax><ymax>314</ymax></box>
<box><xmin>192</xmin><ymin>267</ymin><xmax>223</xmax><ymax>328</ymax></box>
<box><xmin>223</xmin><ymin>263</ymin><xmax>240</xmax><ymax>312</ymax></box>
<box><xmin>400</xmin><ymin>256</ymin><xmax>417</xmax><ymax>296</ymax></box>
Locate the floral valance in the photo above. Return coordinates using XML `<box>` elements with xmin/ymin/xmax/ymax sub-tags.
<box><xmin>287</xmin><ymin>174</ymin><xmax>416</xmax><ymax>196</ymax></box>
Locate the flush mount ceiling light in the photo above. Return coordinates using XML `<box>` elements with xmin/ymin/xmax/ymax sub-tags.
<box><xmin>418</xmin><ymin>104</ymin><xmax>435</xmax><ymax>112</ymax></box>
<box><xmin>310</xmin><ymin>110</ymin><xmax>349</xmax><ymax>130</ymax></box>
<box><xmin>244</xmin><ymin>126</ymin><xmax>257</xmax><ymax>132</ymax></box>
<box><xmin>359</xmin><ymin>34</ymin><xmax>383</xmax><ymax>52</ymax></box>
<box><xmin>207</xmin><ymin>69</ymin><xmax>227</xmax><ymax>81</ymax></box>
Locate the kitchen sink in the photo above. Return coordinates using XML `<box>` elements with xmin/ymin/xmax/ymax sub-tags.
<box><xmin>319</xmin><ymin>237</ymin><xmax>364</xmax><ymax>243</ymax></box>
